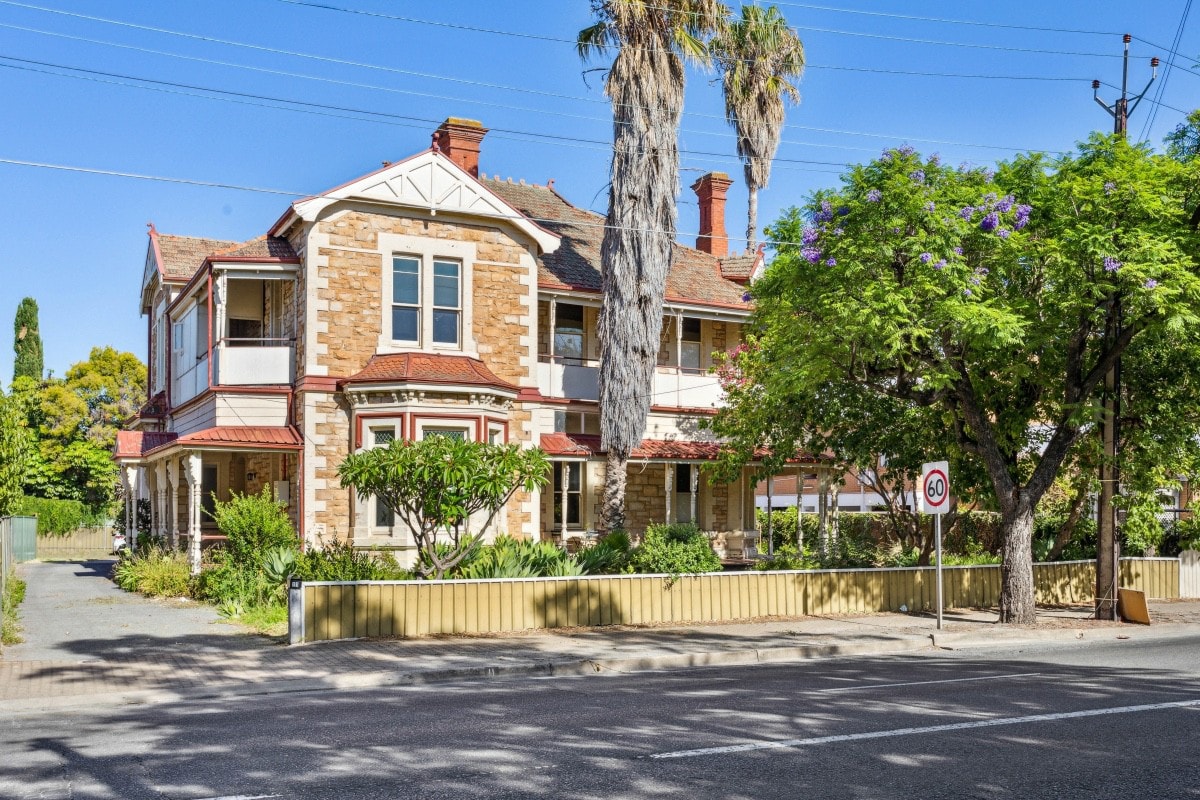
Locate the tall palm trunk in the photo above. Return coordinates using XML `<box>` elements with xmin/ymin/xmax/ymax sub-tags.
<box><xmin>746</xmin><ymin>182</ymin><xmax>759</xmax><ymax>251</ymax></box>
<box><xmin>597</xmin><ymin>41</ymin><xmax>684</xmax><ymax>532</ymax></box>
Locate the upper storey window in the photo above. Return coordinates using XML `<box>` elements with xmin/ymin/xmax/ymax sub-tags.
<box><xmin>391</xmin><ymin>256</ymin><xmax>462</xmax><ymax>347</ymax></box>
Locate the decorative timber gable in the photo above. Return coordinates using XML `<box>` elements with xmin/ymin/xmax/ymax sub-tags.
<box><xmin>279</xmin><ymin>150</ymin><xmax>560</xmax><ymax>254</ymax></box>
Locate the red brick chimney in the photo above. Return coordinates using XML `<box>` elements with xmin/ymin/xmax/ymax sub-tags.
<box><xmin>434</xmin><ymin>118</ymin><xmax>488</xmax><ymax>177</ymax></box>
<box><xmin>691</xmin><ymin>172</ymin><xmax>734</xmax><ymax>257</ymax></box>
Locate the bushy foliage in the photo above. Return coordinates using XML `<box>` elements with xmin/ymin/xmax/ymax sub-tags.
<box><xmin>628</xmin><ymin>523</ymin><xmax>722</xmax><ymax>575</ymax></box>
<box><xmin>454</xmin><ymin>535</ymin><xmax>584</xmax><ymax>579</ymax></box>
<box><xmin>14</xmin><ymin>495</ymin><xmax>109</xmax><ymax>536</ymax></box>
<box><xmin>339</xmin><ymin>436</ymin><xmax>550</xmax><ymax>579</ymax></box>
<box><xmin>1119</xmin><ymin>492</ymin><xmax>1166</xmax><ymax>556</ymax></box>
<box><xmin>577</xmin><ymin>531</ymin><xmax>632</xmax><ymax>575</ymax></box>
<box><xmin>1176</xmin><ymin>509</ymin><xmax>1200</xmax><ymax>553</ymax></box>
<box><xmin>293</xmin><ymin>538</ymin><xmax>410</xmax><ymax>582</ymax></box>
<box><xmin>111</xmin><ymin>547</ymin><xmax>191</xmax><ymax>598</ymax></box>
<box><xmin>207</xmin><ymin>487</ymin><xmax>298</xmax><ymax>568</ymax></box>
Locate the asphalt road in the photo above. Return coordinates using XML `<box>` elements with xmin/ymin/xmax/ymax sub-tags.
<box><xmin>4</xmin><ymin>634</ymin><xmax>1200</xmax><ymax>799</ymax></box>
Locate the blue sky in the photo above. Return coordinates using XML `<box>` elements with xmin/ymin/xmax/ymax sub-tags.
<box><xmin>0</xmin><ymin>0</ymin><xmax>1196</xmax><ymax>381</ymax></box>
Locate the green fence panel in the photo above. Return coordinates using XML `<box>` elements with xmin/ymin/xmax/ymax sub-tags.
<box><xmin>11</xmin><ymin>516</ymin><xmax>36</xmax><ymax>562</ymax></box>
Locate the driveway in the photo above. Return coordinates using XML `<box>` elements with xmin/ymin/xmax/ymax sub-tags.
<box><xmin>4</xmin><ymin>559</ymin><xmax>270</xmax><ymax>662</ymax></box>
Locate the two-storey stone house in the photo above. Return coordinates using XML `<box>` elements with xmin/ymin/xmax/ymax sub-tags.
<box><xmin>114</xmin><ymin>118</ymin><xmax>774</xmax><ymax>566</ymax></box>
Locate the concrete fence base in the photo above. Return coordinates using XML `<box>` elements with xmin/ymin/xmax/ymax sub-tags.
<box><xmin>290</xmin><ymin>558</ymin><xmax>1180</xmax><ymax>644</ymax></box>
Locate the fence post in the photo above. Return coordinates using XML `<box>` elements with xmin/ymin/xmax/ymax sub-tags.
<box><xmin>288</xmin><ymin>577</ymin><xmax>305</xmax><ymax>645</ymax></box>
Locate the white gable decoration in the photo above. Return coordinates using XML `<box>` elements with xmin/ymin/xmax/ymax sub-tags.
<box><xmin>287</xmin><ymin>151</ymin><xmax>559</xmax><ymax>253</ymax></box>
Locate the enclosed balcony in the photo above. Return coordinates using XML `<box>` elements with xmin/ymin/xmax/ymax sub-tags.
<box><xmin>171</xmin><ymin>271</ymin><xmax>297</xmax><ymax>406</ymax></box>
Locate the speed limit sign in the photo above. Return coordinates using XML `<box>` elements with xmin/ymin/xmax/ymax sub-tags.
<box><xmin>921</xmin><ymin>461</ymin><xmax>950</xmax><ymax>515</ymax></box>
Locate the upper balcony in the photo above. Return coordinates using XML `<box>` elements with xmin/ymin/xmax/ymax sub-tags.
<box><xmin>536</xmin><ymin>356</ymin><xmax>723</xmax><ymax>409</ymax></box>
<box><xmin>536</xmin><ymin>299</ymin><xmax>735</xmax><ymax>410</ymax></box>
<box><xmin>170</xmin><ymin>272</ymin><xmax>298</xmax><ymax>407</ymax></box>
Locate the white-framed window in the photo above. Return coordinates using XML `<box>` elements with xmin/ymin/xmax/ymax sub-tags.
<box><xmin>554</xmin><ymin>303</ymin><xmax>585</xmax><ymax>363</ymax></box>
<box><xmin>554</xmin><ymin>462</ymin><xmax>583</xmax><ymax>528</ymax></box>
<box><xmin>378</xmin><ymin>234</ymin><xmax>475</xmax><ymax>354</ymax></box>
<box><xmin>422</xmin><ymin>426</ymin><xmax>469</xmax><ymax>442</ymax></box>
<box><xmin>432</xmin><ymin>260</ymin><xmax>461</xmax><ymax>346</ymax></box>
<box><xmin>391</xmin><ymin>256</ymin><xmax>421</xmax><ymax>343</ymax></box>
<box><xmin>681</xmin><ymin>318</ymin><xmax>702</xmax><ymax>371</ymax></box>
<box><xmin>388</xmin><ymin>255</ymin><xmax>463</xmax><ymax>348</ymax></box>
<box><xmin>368</xmin><ymin>425</ymin><xmax>400</xmax><ymax>530</ymax></box>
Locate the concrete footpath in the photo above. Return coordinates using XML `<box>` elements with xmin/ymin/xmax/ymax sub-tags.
<box><xmin>4</xmin><ymin>560</ymin><xmax>1199</xmax><ymax>714</ymax></box>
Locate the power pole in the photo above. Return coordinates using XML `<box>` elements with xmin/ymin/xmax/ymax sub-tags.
<box><xmin>1090</xmin><ymin>35</ymin><xmax>1158</xmax><ymax>621</ymax></box>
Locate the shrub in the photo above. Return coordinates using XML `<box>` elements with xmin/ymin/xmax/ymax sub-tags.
<box><xmin>578</xmin><ymin>531</ymin><xmax>632</xmax><ymax>575</ymax></box>
<box><xmin>628</xmin><ymin>523</ymin><xmax>721</xmax><ymax>575</ymax></box>
<box><xmin>453</xmin><ymin>536</ymin><xmax>584</xmax><ymax>579</ymax></box>
<box><xmin>2</xmin><ymin>572</ymin><xmax>26</xmax><ymax>645</ymax></box>
<box><xmin>207</xmin><ymin>487</ymin><xmax>297</xmax><ymax>569</ymax></box>
<box><xmin>292</xmin><ymin>537</ymin><xmax>411</xmax><ymax>582</ymax></box>
<box><xmin>14</xmin><ymin>495</ymin><xmax>109</xmax><ymax>536</ymax></box>
<box><xmin>111</xmin><ymin>547</ymin><xmax>192</xmax><ymax>598</ymax></box>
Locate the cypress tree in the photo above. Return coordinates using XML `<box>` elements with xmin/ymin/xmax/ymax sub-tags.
<box><xmin>13</xmin><ymin>297</ymin><xmax>43</xmax><ymax>382</ymax></box>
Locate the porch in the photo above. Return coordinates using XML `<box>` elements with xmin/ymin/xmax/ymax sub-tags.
<box><xmin>114</xmin><ymin>428</ymin><xmax>302</xmax><ymax>573</ymax></box>
<box><xmin>538</xmin><ymin>433</ymin><xmax>763</xmax><ymax>561</ymax></box>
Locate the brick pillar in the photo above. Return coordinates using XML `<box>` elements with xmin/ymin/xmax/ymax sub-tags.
<box><xmin>434</xmin><ymin>118</ymin><xmax>488</xmax><ymax>177</ymax></box>
<box><xmin>691</xmin><ymin>172</ymin><xmax>734</xmax><ymax>257</ymax></box>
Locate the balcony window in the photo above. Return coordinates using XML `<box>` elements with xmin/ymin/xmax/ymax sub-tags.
<box><xmin>681</xmin><ymin>318</ymin><xmax>702</xmax><ymax>371</ymax></box>
<box><xmin>554</xmin><ymin>303</ymin><xmax>585</xmax><ymax>363</ymax></box>
<box><xmin>371</xmin><ymin>427</ymin><xmax>397</xmax><ymax>529</ymax></box>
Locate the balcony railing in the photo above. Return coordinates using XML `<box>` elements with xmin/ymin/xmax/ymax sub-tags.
<box><xmin>536</xmin><ymin>354</ymin><xmax>722</xmax><ymax>408</ymax></box>
<box><xmin>214</xmin><ymin>338</ymin><xmax>294</xmax><ymax>386</ymax></box>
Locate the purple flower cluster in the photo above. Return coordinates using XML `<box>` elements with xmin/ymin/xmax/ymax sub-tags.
<box><xmin>929</xmin><ymin>153</ymin><xmax>941</xmax><ymax>167</ymax></box>
<box><xmin>980</xmin><ymin>212</ymin><xmax>1000</xmax><ymax>232</ymax></box>
<box><xmin>826</xmin><ymin>257</ymin><xmax>837</xmax><ymax>267</ymax></box>
<box><xmin>867</xmin><ymin>188</ymin><xmax>882</xmax><ymax>203</ymax></box>
<box><xmin>898</xmin><ymin>145</ymin><xmax>916</xmax><ymax>157</ymax></box>
<box><xmin>953</xmin><ymin>246</ymin><xmax>964</xmax><ymax>255</ymax></box>
<box><xmin>833</xmin><ymin>227</ymin><xmax>845</xmax><ymax>236</ymax></box>
<box><xmin>742</xmin><ymin>291</ymin><xmax>752</xmax><ymax>303</ymax></box>
<box><xmin>838</xmin><ymin>206</ymin><xmax>850</xmax><ymax>217</ymax></box>
<box><xmin>1104</xmin><ymin>181</ymin><xmax>1116</xmax><ymax>195</ymax></box>
<box><xmin>1014</xmin><ymin>204</ymin><xmax>1031</xmax><ymax>229</ymax></box>
<box><xmin>934</xmin><ymin>259</ymin><xmax>947</xmax><ymax>270</ymax></box>
<box><xmin>995</xmin><ymin>195</ymin><xmax>1014</xmax><ymax>213</ymax></box>
<box><xmin>959</xmin><ymin>206</ymin><xmax>974</xmax><ymax>219</ymax></box>
<box><xmin>802</xmin><ymin>247</ymin><xmax>822</xmax><ymax>264</ymax></box>
<box><xmin>920</xmin><ymin>252</ymin><xmax>933</xmax><ymax>263</ymax></box>
<box><xmin>997</xmin><ymin>229</ymin><xmax>1011</xmax><ymax>239</ymax></box>
<box><xmin>1145</xmin><ymin>279</ymin><xmax>1158</xmax><ymax>289</ymax></box>
<box><xmin>909</xmin><ymin>170</ymin><xmax>926</xmax><ymax>183</ymax></box>
<box><xmin>924</xmin><ymin>202</ymin><xmax>936</xmax><ymax>212</ymax></box>
<box><xmin>802</xmin><ymin>227</ymin><xmax>820</xmax><ymax>245</ymax></box>
<box><xmin>1103</xmin><ymin>257</ymin><xmax>1121</xmax><ymax>273</ymax></box>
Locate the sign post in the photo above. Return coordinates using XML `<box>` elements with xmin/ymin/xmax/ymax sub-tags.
<box><xmin>921</xmin><ymin>461</ymin><xmax>950</xmax><ymax>630</ymax></box>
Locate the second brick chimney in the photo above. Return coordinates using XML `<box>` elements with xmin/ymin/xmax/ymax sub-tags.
<box><xmin>691</xmin><ymin>172</ymin><xmax>734</xmax><ymax>258</ymax></box>
<box><xmin>434</xmin><ymin>117</ymin><xmax>488</xmax><ymax>177</ymax></box>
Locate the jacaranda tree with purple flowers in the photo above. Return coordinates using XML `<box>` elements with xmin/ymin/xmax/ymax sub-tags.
<box><xmin>720</xmin><ymin>134</ymin><xmax>1200</xmax><ymax>623</ymax></box>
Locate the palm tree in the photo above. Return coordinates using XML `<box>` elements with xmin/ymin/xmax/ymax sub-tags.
<box><xmin>716</xmin><ymin>3</ymin><xmax>804</xmax><ymax>250</ymax></box>
<box><xmin>578</xmin><ymin>0</ymin><xmax>730</xmax><ymax>532</ymax></box>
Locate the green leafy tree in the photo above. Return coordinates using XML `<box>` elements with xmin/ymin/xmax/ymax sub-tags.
<box><xmin>743</xmin><ymin>136</ymin><xmax>1200</xmax><ymax>623</ymax></box>
<box><xmin>578</xmin><ymin>0</ymin><xmax>729</xmax><ymax>532</ymax></box>
<box><xmin>715</xmin><ymin>3</ymin><xmax>804</xmax><ymax>249</ymax></box>
<box><xmin>15</xmin><ymin>347</ymin><xmax>144</xmax><ymax>510</ymax></box>
<box><xmin>338</xmin><ymin>436</ymin><xmax>550</xmax><ymax>579</ymax></box>
<box><xmin>0</xmin><ymin>389</ymin><xmax>30</xmax><ymax>517</ymax></box>
<box><xmin>12</xmin><ymin>297</ymin><xmax>43</xmax><ymax>382</ymax></box>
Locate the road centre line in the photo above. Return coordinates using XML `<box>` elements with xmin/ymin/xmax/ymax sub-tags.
<box><xmin>648</xmin><ymin>697</ymin><xmax>1200</xmax><ymax>759</ymax></box>
<box><xmin>813</xmin><ymin>672</ymin><xmax>1042</xmax><ymax>693</ymax></box>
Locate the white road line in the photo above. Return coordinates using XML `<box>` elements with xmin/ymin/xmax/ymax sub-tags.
<box><xmin>648</xmin><ymin>698</ymin><xmax>1200</xmax><ymax>759</ymax></box>
<box><xmin>814</xmin><ymin>672</ymin><xmax>1042</xmax><ymax>693</ymax></box>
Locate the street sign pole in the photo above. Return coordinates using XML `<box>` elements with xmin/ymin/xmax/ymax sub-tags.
<box><xmin>921</xmin><ymin>461</ymin><xmax>950</xmax><ymax>631</ymax></box>
<box><xmin>935</xmin><ymin>512</ymin><xmax>943</xmax><ymax>631</ymax></box>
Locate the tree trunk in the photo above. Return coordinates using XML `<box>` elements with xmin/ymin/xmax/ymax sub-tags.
<box><xmin>746</xmin><ymin>184</ymin><xmax>758</xmax><ymax>252</ymax></box>
<box><xmin>600</xmin><ymin>450</ymin><xmax>629</xmax><ymax>533</ymax></box>
<box><xmin>998</xmin><ymin>497</ymin><xmax>1037</xmax><ymax>624</ymax></box>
